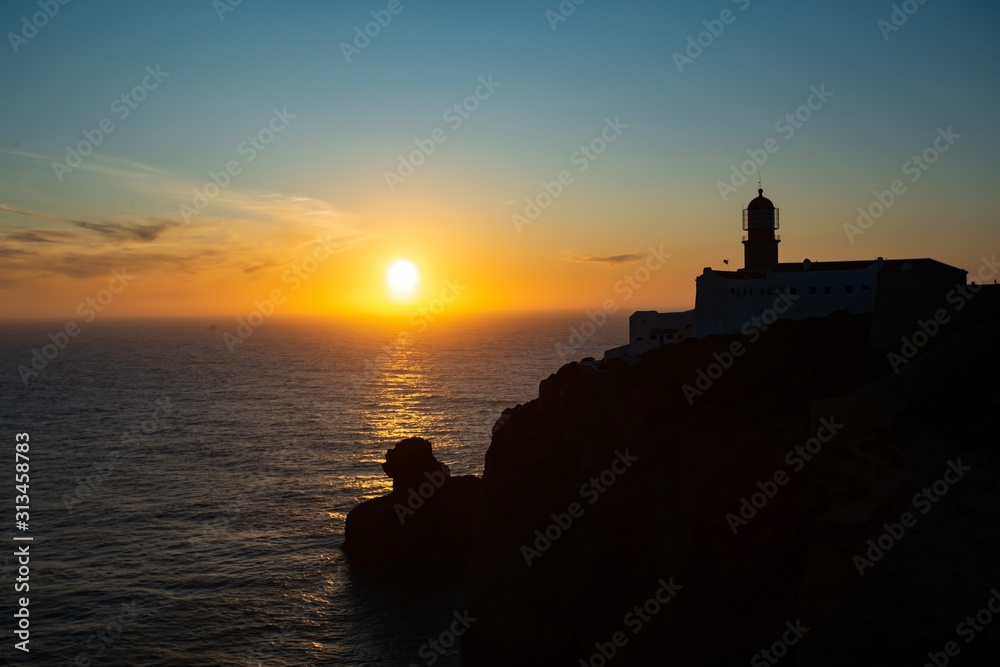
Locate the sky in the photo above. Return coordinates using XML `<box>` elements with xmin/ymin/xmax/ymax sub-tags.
<box><xmin>1</xmin><ymin>0</ymin><xmax>998</xmax><ymax>321</ymax></box>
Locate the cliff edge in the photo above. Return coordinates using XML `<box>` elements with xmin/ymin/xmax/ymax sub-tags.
<box><xmin>462</xmin><ymin>302</ymin><xmax>1000</xmax><ymax>666</ymax></box>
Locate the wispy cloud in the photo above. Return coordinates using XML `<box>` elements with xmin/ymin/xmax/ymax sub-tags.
<box><xmin>0</xmin><ymin>153</ymin><xmax>372</xmax><ymax>291</ymax></box>
<box><xmin>0</xmin><ymin>149</ymin><xmax>174</xmax><ymax>184</ymax></box>
<box><xmin>1</xmin><ymin>205</ymin><xmax>179</xmax><ymax>244</ymax></box>
<box><xmin>0</xmin><ymin>204</ymin><xmax>71</xmax><ymax>224</ymax></box>
<box><xmin>564</xmin><ymin>252</ymin><xmax>646</xmax><ymax>265</ymax></box>
<box><xmin>2</xmin><ymin>229</ymin><xmax>75</xmax><ymax>243</ymax></box>
<box><xmin>243</xmin><ymin>260</ymin><xmax>287</xmax><ymax>274</ymax></box>
<box><xmin>74</xmin><ymin>219</ymin><xmax>179</xmax><ymax>242</ymax></box>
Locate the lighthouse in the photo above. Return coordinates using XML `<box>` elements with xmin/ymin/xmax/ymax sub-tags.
<box><xmin>603</xmin><ymin>183</ymin><xmax>970</xmax><ymax>359</ymax></box>
<box><xmin>742</xmin><ymin>188</ymin><xmax>780</xmax><ymax>271</ymax></box>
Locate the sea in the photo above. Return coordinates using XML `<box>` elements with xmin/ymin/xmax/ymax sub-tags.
<box><xmin>0</xmin><ymin>313</ymin><xmax>626</xmax><ymax>666</ymax></box>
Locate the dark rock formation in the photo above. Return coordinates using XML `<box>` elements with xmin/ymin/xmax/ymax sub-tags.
<box><xmin>381</xmin><ymin>435</ymin><xmax>447</xmax><ymax>492</ymax></box>
<box><xmin>343</xmin><ymin>437</ymin><xmax>481</xmax><ymax>570</ymax></box>
<box><xmin>461</xmin><ymin>297</ymin><xmax>1000</xmax><ymax>666</ymax></box>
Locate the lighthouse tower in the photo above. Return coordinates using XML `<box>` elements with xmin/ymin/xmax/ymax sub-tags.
<box><xmin>742</xmin><ymin>188</ymin><xmax>780</xmax><ymax>271</ymax></box>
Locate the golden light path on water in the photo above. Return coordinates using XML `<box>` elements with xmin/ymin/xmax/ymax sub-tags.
<box><xmin>345</xmin><ymin>331</ymin><xmax>456</xmax><ymax>507</ymax></box>
<box><xmin>368</xmin><ymin>333</ymin><xmax>445</xmax><ymax>446</ymax></box>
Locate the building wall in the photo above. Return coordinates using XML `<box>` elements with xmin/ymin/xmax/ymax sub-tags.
<box><xmin>606</xmin><ymin>260</ymin><xmax>968</xmax><ymax>359</ymax></box>
<box><xmin>629</xmin><ymin>310</ymin><xmax>695</xmax><ymax>344</ymax></box>
<box><xmin>693</xmin><ymin>264</ymin><xmax>881</xmax><ymax>337</ymax></box>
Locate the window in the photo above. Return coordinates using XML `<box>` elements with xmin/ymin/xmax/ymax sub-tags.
<box><xmin>809</xmin><ymin>286</ymin><xmax>816</xmax><ymax>295</ymax></box>
<box><xmin>824</xmin><ymin>286</ymin><xmax>832</xmax><ymax>294</ymax></box>
<box><xmin>862</xmin><ymin>284</ymin><xmax>870</xmax><ymax>291</ymax></box>
<box><xmin>846</xmin><ymin>286</ymin><xmax>854</xmax><ymax>294</ymax></box>
<box><xmin>790</xmin><ymin>287</ymin><xmax>797</xmax><ymax>295</ymax></box>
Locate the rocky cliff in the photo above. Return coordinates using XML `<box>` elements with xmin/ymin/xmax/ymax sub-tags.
<box><xmin>462</xmin><ymin>301</ymin><xmax>1000</xmax><ymax>666</ymax></box>
<box><xmin>343</xmin><ymin>437</ymin><xmax>481</xmax><ymax>570</ymax></box>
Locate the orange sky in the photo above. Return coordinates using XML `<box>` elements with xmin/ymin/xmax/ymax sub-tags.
<box><xmin>0</xmin><ymin>161</ymin><xmax>992</xmax><ymax>324</ymax></box>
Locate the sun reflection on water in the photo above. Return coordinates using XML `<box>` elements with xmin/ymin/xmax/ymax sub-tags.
<box><xmin>366</xmin><ymin>335</ymin><xmax>444</xmax><ymax>446</ymax></box>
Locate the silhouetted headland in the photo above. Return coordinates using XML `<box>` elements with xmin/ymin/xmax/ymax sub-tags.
<box><xmin>343</xmin><ymin>437</ymin><xmax>480</xmax><ymax>570</ymax></box>
<box><xmin>346</xmin><ymin>292</ymin><xmax>1000</xmax><ymax>666</ymax></box>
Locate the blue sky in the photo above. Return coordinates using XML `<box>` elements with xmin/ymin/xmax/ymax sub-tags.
<box><xmin>1</xmin><ymin>0</ymin><xmax>998</xmax><ymax>318</ymax></box>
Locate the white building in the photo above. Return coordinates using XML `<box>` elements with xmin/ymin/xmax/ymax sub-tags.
<box><xmin>606</xmin><ymin>188</ymin><xmax>966</xmax><ymax>358</ymax></box>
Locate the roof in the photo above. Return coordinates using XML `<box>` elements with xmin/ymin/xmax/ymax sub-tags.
<box><xmin>746</xmin><ymin>188</ymin><xmax>775</xmax><ymax>211</ymax></box>
<box><xmin>704</xmin><ymin>258</ymin><xmax>965</xmax><ymax>280</ymax></box>
<box><xmin>704</xmin><ymin>270</ymin><xmax>765</xmax><ymax>280</ymax></box>
<box><xmin>772</xmin><ymin>258</ymin><xmax>963</xmax><ymax>273</ymax></box>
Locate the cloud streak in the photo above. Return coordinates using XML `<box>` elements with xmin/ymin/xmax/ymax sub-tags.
<box><xmin>565</xmin><ymin>252</ymin><xmax>646</xmax><ymax>265</ymax></box>
<box><xmin>74</xmin><ymin>219</ymin><xmax>179</xmax><ymax>243</ymax></box>
<box><xmin>1</xmin><ymin>204</ymin><xmax>180</xmax><ymax>244</ymax></box>
<box><xmin>0</xmin><ymin>152</ymin><xmax>372</xmax><ymax>310</ymax></box>
<box><xmin>2</xmin><ymin>229</ymin><xmax>75</xmax><ymax>244</ymax></box>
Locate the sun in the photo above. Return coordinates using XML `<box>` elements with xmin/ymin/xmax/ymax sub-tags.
<box><xmin>385</xmin><ymin>259</ymin><xmax>420</xmax><ymax>301</ymax></box>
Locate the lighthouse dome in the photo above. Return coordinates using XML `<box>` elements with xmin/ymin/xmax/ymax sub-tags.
<box><xmin>747</xmin><ymin>188</ymin><xmax>775</xmax><ymax>210</ymax></box>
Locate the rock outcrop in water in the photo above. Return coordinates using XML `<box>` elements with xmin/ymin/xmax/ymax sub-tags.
<box><xmin>460</xmin><ymin>294</ymin><xmax>1000</xmax><ymax>666</ymax></box>
<box><xmin>343</xmin><ymin>437</ymin><xmax>481</xmax><ymax>569</ymax></box>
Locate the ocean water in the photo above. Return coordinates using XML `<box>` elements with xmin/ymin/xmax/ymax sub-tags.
<box><xmin>0</xmin><ymin>313</ymin><xmax>625</xmax><ymax>666</ymax></box>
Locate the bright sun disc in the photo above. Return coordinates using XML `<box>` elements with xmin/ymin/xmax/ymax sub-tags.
<box><xmin>386</xmin><ymin>259</ymin><xmax>420</xmax><ymax>298</ymax></box>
